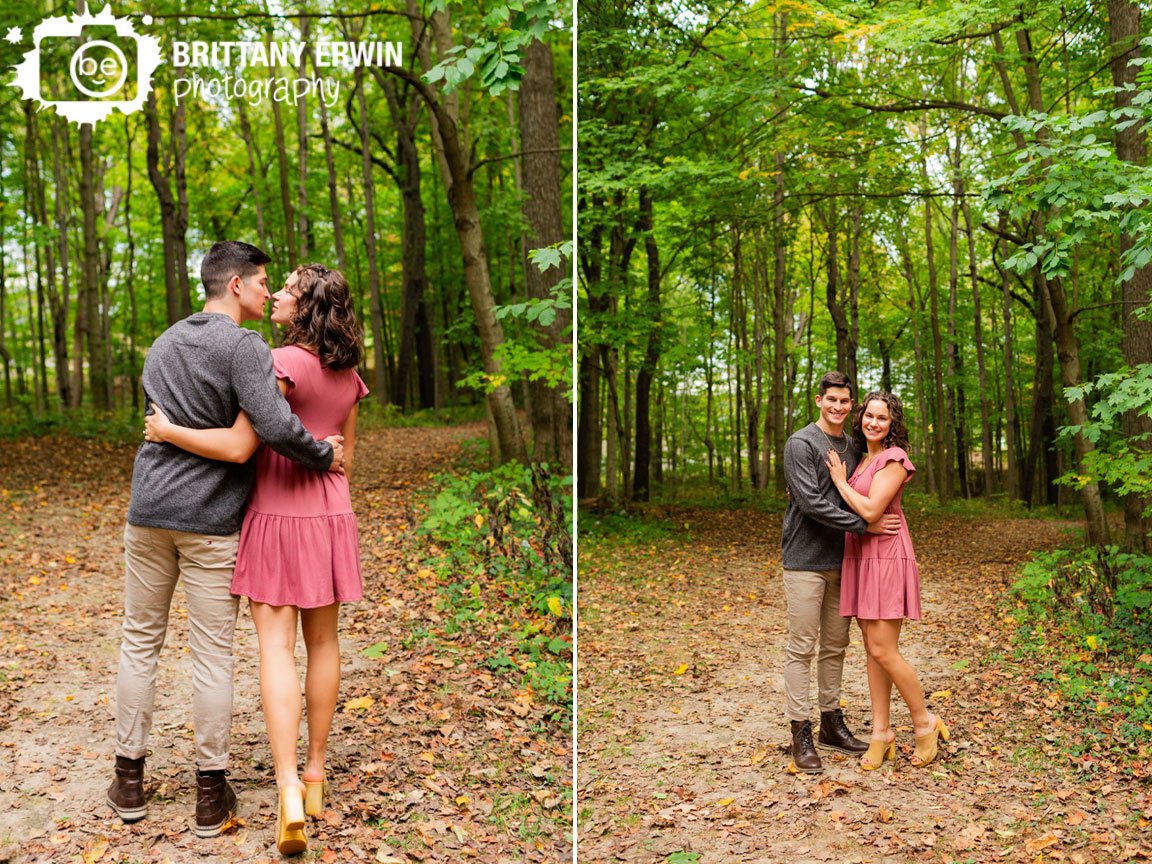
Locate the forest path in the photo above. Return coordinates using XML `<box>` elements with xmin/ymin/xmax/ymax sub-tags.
<box><xmin>0</xmin><ymin>424</ymin><xmax>570</xmax><ymax>864</ymax></box>
<box><xmin>578</xmin><ymin>507</ymin><xmax>1150</xmax><ymax>864</ymax></box>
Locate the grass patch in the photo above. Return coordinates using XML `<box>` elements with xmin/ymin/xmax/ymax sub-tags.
<box><xmin>0</xmin><ymin>407</ymin><xmax>141</xmax><ymax>444</ymax></box>
<box><xmin>902</xmin><ymin>490</ymin><xmax>1083</xmax><ymax>521</ymax></box>
<box><xmin>356</xmin><ymin>400</ymin><xmax>487</xmax><ymax>430</ymax></box>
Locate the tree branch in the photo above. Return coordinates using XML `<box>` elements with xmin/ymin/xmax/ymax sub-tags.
<box><xmin>799</xmin><ymin>86</ymin><xmax>1009</xmax><ymax>120</ymax></box>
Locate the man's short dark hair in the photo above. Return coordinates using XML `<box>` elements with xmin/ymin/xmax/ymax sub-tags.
<box><xmin>201</xmin><ymin>241</ymin><xmax>272</xmax><ymax>299</ymax></box>
<box><xmin>818</xmin><ymin>370</ymin><xmax>854</xmax><ymax>399</ymax></box>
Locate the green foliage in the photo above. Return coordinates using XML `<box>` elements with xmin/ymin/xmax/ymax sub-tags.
<box><xmin>424</xmin><ymin>1</ymin><xmax>559</xmax><ymax>95</ymax></box>
<box><xmin>0</xmin><ymin>407</ymin><xmax>142</xmax><ymax>444</ymax></box>
<box><xmin>416</xmin><ymin>461</ymin><xmax>572</xmax><ymax>721</ymax></box>
<box><xmin>459</xmin><ymin>241</ymin><xmax>573</xmax><ymax>397</ymax></box>
<box><xmin>1011</xmin><ymin>546</ymin><xmax>1152</xmax><ymax>737</ymax></box>
<box><xmin>1060</xmin><ymin>363</ymin><xmax>1152</xmax><ymax>515</ymax></box>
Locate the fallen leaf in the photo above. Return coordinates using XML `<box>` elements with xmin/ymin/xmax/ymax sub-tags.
<box><xmin>344</xmin><ymin>696</ymin><xmax>374</xmax><ymax>712</ymax></box>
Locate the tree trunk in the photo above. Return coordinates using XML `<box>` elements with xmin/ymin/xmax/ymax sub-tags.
<box><xmin>269</xmin><ymin>44</ymin><xmax>298</xmax><ymax>268</ymax></box>
<box><xmin>296</xmin><ymin>15</ymin><xmax>310</xmax><ymax>261</ymax></box>
<box><xmin>1110</xmin><ymin>0</ymin><xmax>1152</xmax><ymax>550</ymax></box>
<box><xmin>632</xmin><ymin>189</ymin><xmax>661</xmax><ymax>501</ymax></box>
<box><xmin>79</xmin><ymin>124</ymin><xmax>110</xmax><ymax>412</ymax></box>
<box><xmin>37</xmin><ymin>111</ymin><xmax>71</xmax><ymax>408</ymax></box>
<box><xmin>961</xmin><ymin>188</ymin><xmax>994</xmax><ymax>496</ymax></box>
<box><xmin>771</xmin><ymin>160</ymin><xmax>788</xmax><ymax>489</ymax></box>
<box><xmin>921</xmin><ymin>125</ymin><xmax>948</xmax><ymax>501</ymax></box>
<box><xmin>353</xmin><ymin>67</ymin><xmax>389</xmax><ymax>406</ymax></box>
<box><xmin>380</xmin><ymin>75</ymin><xmax>434</xmax><ymax>410</ymax></box>
<box><xmin>391</xmin><ymin>8</ymin><xmax>526</xmax><ymax>464</ymax></box>
<box><xmin>824</xmin><ymin>205</ymin><xmax>850</xmax><ymax>381</ymax></box>
<box><xmin>518</xmin><ymin>36</ymin><xmax>571</xmax><ymax>467</ymax></box>
<box><xmin>996</xmin><ymin>233</ymin><xmax>1020</xmax><ymax>500</ymax></box>
<box><xmin>145</xmin><ymin>94</ymin><xmax>191</xmax><ymax>326</ymax></box>
<box><xmin>1017</xmin><ymin>24</ymin><xmax>1110</xmax><ymax>541</ymax></box>
<box><xmin>946</xmin><ymin>188</ymin><xmax>963</xmax><ymax>496</ymax></box>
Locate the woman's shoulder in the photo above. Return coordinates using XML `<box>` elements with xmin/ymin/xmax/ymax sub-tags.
<box><xmin>878</xmin><ymin>446</ymin><xmax>915</xmax><ymax>472</ymax></box>
<box><xmin>272</xmin><ymin>344</ymin><xmax>320</xmax><ymax>367</ymax></box>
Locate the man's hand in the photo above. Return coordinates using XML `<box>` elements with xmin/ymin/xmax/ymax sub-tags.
<box><xmin>324</xmin><ymin>435</ymin><xmax>346</xmax><ymax>474</ymax></box>
<box><xmin>866</xmin><ymin>514</ymin><xmax>901</xmax><ymax>535</ymax></box>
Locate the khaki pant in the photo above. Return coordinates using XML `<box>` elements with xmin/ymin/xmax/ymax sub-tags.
<box><xmin>114</xmin><ymin>523</ymin><xmax>240</xmax><ymax>769</ymax></box>
<box><xmin>783</xmin><ymin>568</ymin><xmax>851</xmax><ymax>721</ymax></box>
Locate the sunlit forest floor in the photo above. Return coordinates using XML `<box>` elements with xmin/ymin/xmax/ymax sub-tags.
<box><xmin>578</xmin><ymin>504</ymin><xmax>1151</xmax><ymax>864</ymax></box>
<box><xmin>0</xmin><ymin>424</ymin><xmax>571</xmax><ymax>863</ymax></box>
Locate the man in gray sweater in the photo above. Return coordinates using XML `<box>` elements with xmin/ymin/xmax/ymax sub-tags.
<box><xmin>782</xmin><ymin>371</ymin><xmax>899</xmax><ymax>774</ymax></box>
<box><xmin>107</xmin><ymin>241</ymin><xmax>345</xmax><ymax>836</ymax></box>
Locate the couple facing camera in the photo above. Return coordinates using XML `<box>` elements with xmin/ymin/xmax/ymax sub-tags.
<box><xmin>107</xmin><ymin>241</ymin><xmax>367</xmax><ymax>855</ymax></box>
<box><xmin>782</xmin><ymin>371</ymin><xmax>949</xmax><ymax>774</ymax></box>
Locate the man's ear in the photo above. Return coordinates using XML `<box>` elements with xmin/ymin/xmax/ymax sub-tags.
<box><xmin>227</xmin><ymin>274</ymin><xmax>243</xmax><ymax>296</ymax></box>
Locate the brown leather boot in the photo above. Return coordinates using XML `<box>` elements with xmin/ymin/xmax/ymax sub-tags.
<box><xmin>194</xmin><ymin>769</ymin><xmax>238</xmax><ymax>838</ymax></box>
<box><xmin>106</xmin><ymin>755</ymin><xmax>147</xmax><ymax>822</ymax></box>
<box><xmin>818</xmin><ymin>708</ymin><xmax>869</xmax><ymax>754</ymax></box>
<box><xmin>789</xmin><ymin>720</ymin><xmax>823</xmax><ymax>774</ymax></box>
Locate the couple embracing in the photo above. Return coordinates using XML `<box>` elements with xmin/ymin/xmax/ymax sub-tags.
<box><xmin>782</xmin><ymin>371</ymin><xmax>949</xmax><ymax>774</ymax></box>
<box><xmin>106</xmin><ymin>241</ymin><xmax>368</xmax><ymax>855</ymax></box>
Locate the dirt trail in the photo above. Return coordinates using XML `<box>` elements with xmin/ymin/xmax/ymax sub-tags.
<box><xmin>0</xmin><ymin>424</ymin><xmax>571</xmax><ymax>864</ymax></box>
<box><xmin>578</xmin><ymin>507</ymin><xmax>1151</xmax><ymax>864</ymax></box>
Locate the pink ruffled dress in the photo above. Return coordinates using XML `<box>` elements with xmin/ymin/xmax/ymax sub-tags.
<box><xmin>231</xmin><ymin>345</ymin><xmax>368</xmax><ymax>608</ymax></box>
<box><xmin>839</xmin><ymin>446</ymin><xmax>921</xmax><ymax>621</ymax></box>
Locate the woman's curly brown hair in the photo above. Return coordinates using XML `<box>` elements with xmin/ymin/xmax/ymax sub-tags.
<box><xmin>851</xmin><ymin>390</ymin><xmax>911</xmax><ymax>452</ymax></box>
<box><xmin>281</xmin><ymin>263</ymin><xmax>364</xmax><ymax>371</ymax></box>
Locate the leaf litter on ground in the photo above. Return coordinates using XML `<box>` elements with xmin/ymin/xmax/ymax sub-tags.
<box><xmin>578</xmin><ymin>505</ymin><xmax>1152</xmax><ymax>864</ymax></box>
<box><xmin>0</xmin><ymin>424</ymin><xmax>571</xmax><ymax>863</ymax></box>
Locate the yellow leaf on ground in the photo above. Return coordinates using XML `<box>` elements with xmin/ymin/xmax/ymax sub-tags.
<box><xmin>717</xmin><ymin>798</ymin><xmax>734</xmax><ymax>806</ymax></box>
<box><xmin>1087</xmin><ymin>635</ymin><xmax>1098</xmax><ymax>650</ymax></box>
<box><xmin>673</xmin><ymin>663</ymin><xmax>689</xmax><ymax>676</ymax></box>
<box><xmin>473</xmin><ymin>513</ymin><xmax>484</xmax><ymax>528</ymax></box>
<box><xmin>344</xmin><ymin>696</ymin><xmax>374</xmax><ymax>712</ymax></box>
<box><xmin>547</xmin><ymin>596</ymin><xmax>564</xmax><ymax>617</ymax></box>
<box><xmin>82</xmin><ymin>836</ymin><xmax>109</xmax><ymax>864</ymax></box>
<box><xmin>930</xmin><ymin>690</ymin><xmax>951</xmax><ymax>700</ymax></box>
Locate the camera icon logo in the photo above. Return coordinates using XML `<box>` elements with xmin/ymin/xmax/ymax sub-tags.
<box><xmin>8</xmin><ymin>4</ymin><xmax>162</xmax><ymax>126</ymax></box>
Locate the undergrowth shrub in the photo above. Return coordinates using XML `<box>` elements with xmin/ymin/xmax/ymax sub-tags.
<box><xmin>1012</xmin><ymin>545</ymin><xmax>1152</xmax><ymax>738</ymax></box>
<box><xmin>416</xmin><ymin>461</ymin><xmax>572</xmax><ymax>724</ymax></box>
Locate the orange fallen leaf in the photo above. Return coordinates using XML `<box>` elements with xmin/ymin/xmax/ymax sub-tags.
<box><xmin>1025</xmin><ymin>833</ymin><xmax>1061</xmax><ymax>854</ymax></box>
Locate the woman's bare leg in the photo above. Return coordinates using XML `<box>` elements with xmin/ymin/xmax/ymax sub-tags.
<box><xmin>858</xmin><ymin>617</ymin><xmax>935</xmax><ymax>735</ymax></box>
<box><xmin>250</xmin><ymin>602</ymin><xmax>304</xmax><ymax>792</ymax></box>
<box><xmin>300</xmin><ymin>603</ymin><xmax>341</xmax><ymax>783</ymax></box>
<box><xmin>859</xmin><ymin>620</ymin><xmax>895</xmax><ymax>736</ymax></box>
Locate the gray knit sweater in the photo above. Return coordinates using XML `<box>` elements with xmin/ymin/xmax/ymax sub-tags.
<box><xmin>781</xmin><ymin>423</ymin><xmax>868</xmax><ymax>570</ymax></box>
<box><xmin>127</xmin><ymin>312</ymin><xmax>333</xmax><ymax>535</ymax></box>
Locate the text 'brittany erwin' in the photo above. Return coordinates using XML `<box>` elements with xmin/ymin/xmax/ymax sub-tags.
<box><xmin>169</xmin><ymin>41</ymin><xmax>404</xmax><ymax>70</ymax></box>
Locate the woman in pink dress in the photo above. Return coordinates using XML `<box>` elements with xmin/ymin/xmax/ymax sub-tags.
<box><xmin>144</xmin><ymin>264</ymin><xmax>366</xmax><ymax>854</ymax></box>
<box><xmin>824</xmin><ymin>391</ymin><xmax>949</xmax><ymax>771</ymax></box>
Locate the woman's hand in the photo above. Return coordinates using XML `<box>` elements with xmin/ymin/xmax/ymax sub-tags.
<box><xmin>825</xmin><ymin>449</ymin><xmax>848</xmax><ymax>487</ymax></box>
<box><xmin>144</xmin><ymin>402</ymin><xmax>172</xmax><ymax>443</ymax></box>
